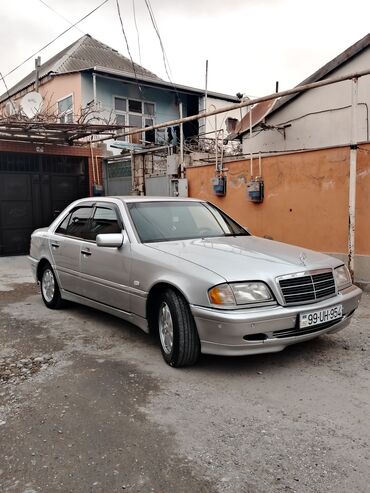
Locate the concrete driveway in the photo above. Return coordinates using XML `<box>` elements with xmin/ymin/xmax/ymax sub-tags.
<box><xmin>0</xmin><ymin>256</ymin><xmax>369</xmax><ymax>493</ymax></box>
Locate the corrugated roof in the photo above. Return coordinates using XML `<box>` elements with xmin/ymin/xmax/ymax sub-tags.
<box><xmin>2</xmin><ymin>34</ymin><xmax>161</xmax><ymax>100</ymax></box>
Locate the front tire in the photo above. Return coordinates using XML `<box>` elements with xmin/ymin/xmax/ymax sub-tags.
<box><xmin>157</xmin><ymin>289</ymin><xmax>200</xmax><ymax>367</ymax></box>
<box><xmin>40</xmin><ymin>264</ymin><xmax>63</xmax><ymax>309</ymax></box>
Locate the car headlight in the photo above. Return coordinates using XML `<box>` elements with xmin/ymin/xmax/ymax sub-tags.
<box><xmin>334</xmin><ymin>265</ymin><xmax>352</xmax><ymax>290</ymax></box>
<box><xmin>208</xmin><ymin>282</ymin><xmax>273</xmax><ymax>306</ymax></box>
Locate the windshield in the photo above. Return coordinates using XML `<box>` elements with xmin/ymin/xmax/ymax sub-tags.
<box><xmin>128</xmin><ymin>201</ymin><xmax>249</xmax><ymax>243</ymax></box>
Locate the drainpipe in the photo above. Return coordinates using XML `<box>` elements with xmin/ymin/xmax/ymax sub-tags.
<box><xmin>348</xmin><ymin>78</ymin><xmax>358</xmax><ymax>278</ymax></box>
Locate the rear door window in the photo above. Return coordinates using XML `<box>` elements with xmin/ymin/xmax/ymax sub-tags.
<box><xmin>56</xmin><ymin>206</ymin><xmax>93</xmax><ymax>239</ymax></box>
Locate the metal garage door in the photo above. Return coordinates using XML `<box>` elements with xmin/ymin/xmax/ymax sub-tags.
<box><xmin>103</xmin><ymin>158</ymin><xmax>132</xmax><ymax>196</ymax></box>
<box><xmin>0</xmin><ymin>152</ymin><xmax>88</xmax><ymax>255</ymax></box>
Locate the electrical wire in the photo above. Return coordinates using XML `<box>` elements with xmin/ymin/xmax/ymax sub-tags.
<box><xmin>144</xmin><ymin>0</ymin><xmax>176</xmax><ymax>91</ymax></box>
<box><xmin>132</xmin><ymin>0</ymin><xmax>142</xmax><ymax>67</ymax></box>
<box><xmin>115</xmin><ymin>0</ymin><xmax>142</xmax><ymax>97</ymax></box>
<box><xmin>2</xmin><ymin>0</ymin><xmax>109</xmax><ymax>80</ymax></box>
<box><xmin>37</xmin><ymin>0</ymin><xmax>85</xmax><ymax>34</ymax></box>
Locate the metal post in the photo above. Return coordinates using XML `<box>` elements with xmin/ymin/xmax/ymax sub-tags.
<box><xmin>258</xmin><ymin>152</ymin><xmax>262</xmax><ymax>176</ymax></box>
<box><xmin>220</xmin><ymin>129</ymin><xmax>224</xmax><ymax>172</ymax></box>
<box><xmin>93</xmin><ymin>73</ymin><xmax>97</xmax><ymax>108</ymax></box>
<box><xmin>203</xmin><ymin>59</ymin><xmax>208</xmax><ymax>137</ymax></box>
<box><xmin>204</xmin><ymin>60</ymin><xmax>208</xmax><ymax>113</ymax></box>
<box><xmin>179</xmin><ymin>101</ymin><xmax>184</xmax><ymax>177</ymax></box>
<box><xmin>130</xmin><ymin>151</ymin><xmax>135</xmax><ymax>194</ymax></box>
<box><xmin>348</xmin><ymin>78</ymin><xmax>358</xmax><ymax>277</ymax></box>
<box><xmin>35</xmin><ymin>57</ymin><xmax>41</xmax><ymax>92</ymax></box>
<box><xmin>249</xmin><ymin>105</ymin><xmax>253</xmax><ymax>140</ymax></box>
<box><xmin>215</xmin><ymin>114</ymin><xmax>218</xmax><ymax>172</ymax></box>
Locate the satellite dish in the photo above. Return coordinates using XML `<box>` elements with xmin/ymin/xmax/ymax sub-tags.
<box><xmin>20</xmin><ymin>91</ymin><xmax>43</xmax><ymax>118</ymax></box>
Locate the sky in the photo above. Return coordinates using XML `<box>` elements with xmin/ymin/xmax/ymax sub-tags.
<box><xmin>0</xmin><ymin>0</ymin><xmax>369</xmax><ymax>99</ymax></box>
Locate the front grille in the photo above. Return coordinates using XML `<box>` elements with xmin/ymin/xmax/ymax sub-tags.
<box><xmin>278</xmin><ymin>270</ymin><xmax>336</xmax><ymax>305</ymax></box>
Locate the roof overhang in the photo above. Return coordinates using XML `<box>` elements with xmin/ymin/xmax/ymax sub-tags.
<box><xmin>82</xmin><ymin>66</ymin><xmax>239</xmax><ymax>102</ymax></box>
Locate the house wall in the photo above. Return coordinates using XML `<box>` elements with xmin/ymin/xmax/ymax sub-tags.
<box><xmin>186</xmin><ymin>144</ymin><xmax>370</xmax><ymax>285</ymax></box>
<box><xmin>3</xmin><ymin>73</ymin><xmax>83</xmax><ymax>119</ymax></box>
<box><xmin>199</xmin><ymin>96</ymin><xmax>247</xmax><ymax>138</ymax></box>
<box><xmin>81</xmin><ymin>73</ymin><xmax>191</xmax><ymax>154</ymax></box>
<box><xmin>82</xmin><ymin>73</ymin><xmax>184</xmax><ymax>120</ymax></box>
<box><xmin>243</xmin><ymin>47</ymin><xmax>370</xmax><ymax>154</ymax></box>
<box><xmin>39</xmin><ymin>73</ymin><xmax>82</xmax><ymax>117</ymax></box>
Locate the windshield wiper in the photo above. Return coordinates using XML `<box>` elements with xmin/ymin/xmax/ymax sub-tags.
<box><xmin>222</xmin><ymin>232</ymin><xmax>250</xmax><ymax>237</ymax></box>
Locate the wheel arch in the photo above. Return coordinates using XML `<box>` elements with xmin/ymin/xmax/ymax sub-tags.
<box><xmin>36</xmin><ymin>258</ymin><xmax>52</xmax><ymax>282</ymax></box>
<box><xmin>146</xmin><ymin>281</ymin><xmax>191</xmax><ymax>335</ymax></box>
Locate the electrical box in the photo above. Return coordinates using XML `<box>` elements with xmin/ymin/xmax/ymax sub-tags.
<box><xmin>247</xmin><ymin>178</ymin><xmax>264</xmax><ymax>203</ymax></box>
<box><xmin>166</xmin><ymin>155</ymin><xmax>180</xmax><ymax>175</ymax></box>
<box><xmin>171</xmin><ymin>178</ymin><xmax>188</xmax><ymax>197</ymax></box>
<box><xmin>93</xmin><ymin>183</ymin><xmax>104</xmax><ymax>196</ymax></box>
<box><xmin>212</xmin><ymin>176</ymin><xmax>227</xmax><ymax>196</ymax></box>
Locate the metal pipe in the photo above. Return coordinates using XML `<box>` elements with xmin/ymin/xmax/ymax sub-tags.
<box><xmin>215</xmin><ymin>116</ymin><xmax>218</xmax><ymax>172</ymax></box>
<box><xmin>220</xmin><ymin>129</ymin><xmax>224</xmax><ymax>172</ymax></box>
<box><xmin>250</xmin><ymin>153</ymin><xmax>253</xmax><ymax>177</ymax></box>
<box><xmin>258</xmin><ymin>152</ymin><xmax>262</xmax><ymax>176</ymax></box>
<box><xmin>85</xmin><ymin>68</ymin><xmax>370</xmax><ymax>143</ymax></box>
<box><xmin>179</xmin><ymin>101</ymin><xmax>184</xmax><ymax>176</ymax></box>
<box><xmin>204</xmin><ymin>59</ymin><xmax>208</xmax><ymax>113</ymax></box>
<box><xmin>249</xmin><ymin>105</ymin><xmax>252</xmax><ymax>140</ymax></box>
<box><xmin>90</xmin><ymin>142</ymin><xmax>96</xmax><ymax>183</ymax></box>
<box><xmin>35</xmin><ymin>57</ymin><xmax>41</xmax><ymax>92</ymax></box>
<box><xmin>130</xmin><ymin>151</ymin><xmax>135</xmax><ymax>193</ymax></box>
<box><xmin>348</xmin><ymin>78</ymin><xmax>358</xmax><ymax>277</ymax></box>
<box><xmin>203</xmin><ymin>59</ymin><xmax>208</xmax><ymax>136</ymax></box>
<box><xmin>93</xmin><ymin>72</ymin><xmax>97</xmax><ymax>107</ymax></box>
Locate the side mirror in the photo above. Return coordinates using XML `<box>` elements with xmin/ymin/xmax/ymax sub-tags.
<box><xmin>96</xmin><ymin>233</ymin><xmax>125</xmax><ymax>248</ymax></box>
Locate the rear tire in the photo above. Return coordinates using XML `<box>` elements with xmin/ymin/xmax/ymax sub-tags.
<box><xmin>40</xmin><ymin>264</ymin><xmax>63</xmax><ymax>309</ymax></box>
<box><xmin>157</xmin><ymin>288</ymin><xmax>200</xmax><ymax>367</ymax></box>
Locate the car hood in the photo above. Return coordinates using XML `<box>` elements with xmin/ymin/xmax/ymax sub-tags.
<box><xmin>148</xmin><ymin>236</ymin><xmax>341</xmax><ymax>282</ymax></box>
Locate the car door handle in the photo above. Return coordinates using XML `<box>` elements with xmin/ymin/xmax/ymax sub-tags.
<box><xmin>51</xmin><ymin>242</ymin><xmax>60</xmax><ymax>249</ymax></box>
<box><xmin>81</xmin><ymin>249</ymin><xmax>92</xmax><ymax>256</ymax></box>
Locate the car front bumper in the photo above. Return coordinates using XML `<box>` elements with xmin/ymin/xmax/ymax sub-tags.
<box><xmin>191</xmin><ymin>285</ymin><xmax>362</xmax><ymax>356</ymax></box>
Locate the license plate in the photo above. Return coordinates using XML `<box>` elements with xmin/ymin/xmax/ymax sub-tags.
<box><xmin>299</xmin><ymin>304</ymin><xmax>343</xmax><ymax>328</ymax></box>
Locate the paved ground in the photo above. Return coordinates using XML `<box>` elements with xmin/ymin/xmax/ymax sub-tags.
<box><xmin>0</xmin><ymin>257</ymin><xmax>369</xmax><ymax>493</ymax></box>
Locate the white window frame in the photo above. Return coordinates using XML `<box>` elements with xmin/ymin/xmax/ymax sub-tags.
<box><xmin>112</xmin><ymin>95</ymin><xmax>156</xmax><ymax>143</ymax></box>
<box><xmin>57</xmin><ymin>93</ymin><xmax>74</xmax><ymax>123</ymax></box>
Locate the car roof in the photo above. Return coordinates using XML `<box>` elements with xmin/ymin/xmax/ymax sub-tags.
<box><xmin>76</xmin><ymin>196</ymin><xmax>206</xmax><ymax>204</ymax></box>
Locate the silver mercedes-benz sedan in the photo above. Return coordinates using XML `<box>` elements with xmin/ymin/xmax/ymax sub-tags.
<box><xmin>29</xmin><ymin>196</ymin><xmax>362</xmax><ymax>367</ymax></box>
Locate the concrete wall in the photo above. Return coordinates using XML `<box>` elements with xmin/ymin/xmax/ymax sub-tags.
<box><xmin>243</xmin><ymin>47</ymin><xmax>370</xmax><ymax>154</ymax></box>
<box><xmin>186</xmin><ymin>144</ymin><xmax>370</xmax><ymax>285</ymax></box>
